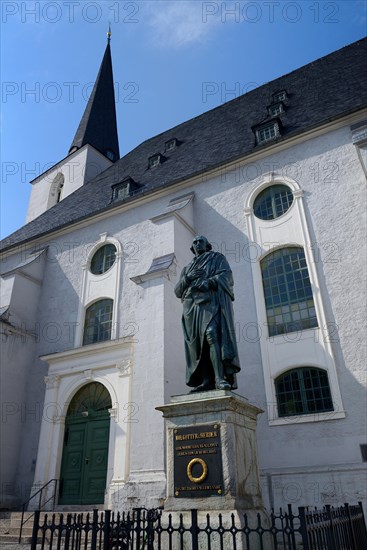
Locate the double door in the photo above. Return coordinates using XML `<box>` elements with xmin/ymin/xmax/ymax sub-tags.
<box><xmin>59</xmin><ymin>414</ymin><xmax>110</xmax><ymax>505</ymax></box>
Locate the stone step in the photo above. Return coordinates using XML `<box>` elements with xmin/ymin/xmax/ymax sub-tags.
<box><xmin>3</xmin><ymin>509</ymin><xmax>103</xmax><ymax>544</ymax></box>
<box><xmin>0</xmin><ymin>533</ymin><xmax>32</xmax><ymax>544</ymax></box>
<box><xmin>10</xmin><ymin>509</ymin><xmax>101</xmax><ymax>525</ymax></box>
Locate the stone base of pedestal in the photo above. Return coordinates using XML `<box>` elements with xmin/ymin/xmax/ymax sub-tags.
<box><xmin>108</xmin><ymin>471</ymin><xmax>166</xmax><ymax>511</ymax></box>
<box><xmin>156</xmin><ymin>390</ymin><xmax>265</xmax><ymax>513</ymax></box>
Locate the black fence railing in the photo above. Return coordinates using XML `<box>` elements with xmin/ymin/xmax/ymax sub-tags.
<box><xmin>29</xmin><ymin>502</ymin><xmax>367</xmax><ymax>550</ymax></box>
<box><xmin>19</xmin><ymin>478</ymin><xmax>59</xmax><ymax>543</ymax></box>
<box><xmin>300</xmin><ymin>503</ymin><xmax>367</xmax><ymax>550</ymax></box>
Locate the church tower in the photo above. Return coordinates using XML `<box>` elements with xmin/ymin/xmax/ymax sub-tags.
<box><xmin>26</xmin><ymin>31</ymin><xmax>119</xmax><ymax>223</ymax></box>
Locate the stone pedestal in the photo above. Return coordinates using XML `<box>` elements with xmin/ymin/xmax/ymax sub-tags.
<box><xmin>157</xmin><ymin>390</ymin><xmax>264</xmax><ymax>511</ymax></box>
<box><xmin>156</xmin><ymin>391</ymin><xmax>271</xmax><ymax>549</ymax></box>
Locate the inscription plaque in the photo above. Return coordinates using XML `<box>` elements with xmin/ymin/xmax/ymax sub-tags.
<box><xmin>173</xmin><ymin>424</ymin><xmax>223</xmax><ymax>498</ymax></box>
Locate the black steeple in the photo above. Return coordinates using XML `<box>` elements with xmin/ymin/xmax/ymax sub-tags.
<box><xmin>69</xmin><ymin>33</ymin><xmax>120</xmax><ymax>162</ymax></box>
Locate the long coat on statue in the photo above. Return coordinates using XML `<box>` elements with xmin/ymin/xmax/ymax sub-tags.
<box><xmin>174</xmin><ymin>251</ymin><xmax>241</xmax><ymax>388</ymax></box>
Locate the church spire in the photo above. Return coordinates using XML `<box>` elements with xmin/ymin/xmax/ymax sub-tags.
<box><xmin>69</xmin><ymin>32</ymin><xmax>120</xmax><ymax>162</ymax></box>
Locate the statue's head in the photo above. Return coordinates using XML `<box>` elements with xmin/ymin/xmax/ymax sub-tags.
<box><xmin>190</xmin><ymin>235</ymin><xmax>212</xmax><ymax>255</ymax></box>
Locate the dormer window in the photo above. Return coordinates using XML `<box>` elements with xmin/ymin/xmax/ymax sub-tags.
<box><xmin>112</xmin><ymin>182</ymin><xmax>129</xmax><ymax>201</ymax></box>
<box><xmin>111</xmin><ymin>177</ymin><xmax>139</xmax><ymax>202</ymax></box>
<box><xmin>268</xmin><ymin>102</ymin><xmax>284</xmax><ymax>117</ymax></box>
<box><xmin>105</xmin><ymin>150</ymin><xmax>115</xmax><ymax>161</ymax></box>
<box><xmin>165</xmin><ymin>138</ymin><xmax>177</xmax><ymax>152</ymax></box>
<box><xmin>149</xmin><ymin>154</ymin><xmax>162</xmax><ymax>168</ymax></box>
<box><xmin>255</xmin><ymin>122</ymin><xmax>280</xmax><ymax>144</ymax></box>
<box><xmin>272</xmin><ymin>90</ymin><xmax>287</xmax><ymax>103</ymax></box>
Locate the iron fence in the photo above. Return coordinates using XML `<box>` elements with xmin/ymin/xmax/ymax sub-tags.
<box><xmin>19</xmin><ymin>479</ymin><xmax>59</xmax><ymax>542</ymax></box>
<box><xmin>300</xmin><ymin>503</ymin><xmax>367</xmax><ymax>550</ymax></box>
<box><xmin>30</xmin><ymin>502</ymin><xmax>367</xmax><ymax>550</ymax></box>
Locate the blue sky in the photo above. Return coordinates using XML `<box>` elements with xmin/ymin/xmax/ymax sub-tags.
<box><xmin>1</xmin><ymin>0</ymin><xmax>366</xmax><ymax>239</ymax></box>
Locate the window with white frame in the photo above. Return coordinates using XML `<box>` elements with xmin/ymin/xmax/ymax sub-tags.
<box><xmin>268</xmin><ymin>103</ymin><xmax>284</xmax><ymax>117</ymax></box>
<box><xmin>90</xmin><ymin>244</ymin><xmax>117</xmax><ymax>275</ymax></box>
<box><xmin>83</xmin><ymin>299</ymin><xmax>113</xmax><ymax>345</ymax></box>
<box><xmin>275</xmin><ymin>367</ymin><xmax>333</xmax><ymax>417</ymax></box>
<box><xmin>253</xmin><ymin>184</ymin><xmax>293</xmax><ymax>220</ymax></box>
<box><xmin>165</xmin><ymin>138</ymin><xmax>177</xmax><ymax>151</ymax></box>
<box><xmin>261</xmin><ymin>247</ymin><xmax>318</xmax><ymax>337</ymax></box>
<box><xmin>272</xmin><ymin>90</ymin><xmax>287</xmax><ymax>103</ymax></box>
<box><xmin>256</xmin><ymin>123</ymin><xmax>279</xmax><ymax>144</ymax></box>
<box><xmin>149</xmin><ymin>154</ymin><xmax>162</xmax><ymax>168</ymax></box>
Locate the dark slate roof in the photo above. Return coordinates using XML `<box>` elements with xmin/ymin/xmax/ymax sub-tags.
<box><xmin>2</xmin><ymin>38</ymin><xmax>367</xmax><ymax>253</ymax></box>
<box><xmin>69</xmin><ymin>42</ymin><xmax>120</xmax><ymax>162</ymax></box>
<box><xmin>0</xmin><ymin>306</ymin><xmax>9</xmax><ymax>320</ymax></box>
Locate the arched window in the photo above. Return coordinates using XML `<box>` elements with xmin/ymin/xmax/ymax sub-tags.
<box><xmin>49</xmin><ymin>173</ymin><xmax>65</xmax><ymax>207</ymax></box>
<box><xmin>261</xmin><ymin>247</ymin><xmax>318</xmax><ymax>336</ymax></box>
<box><xmin>83</xmin><ymin>299</ymin><xmax>113</xmax><ymax>345</ymax></box>
<box><xmin>253</xmin><ymin>184</ymin><xmax>293</xmax><ymax>220</ymax></box>
<box><xmin>90</xmin><ymin>244</ymin><xmax>117</xmax><ymax>275</ymax></box>
<box><xmin>67</xmin><ymin>382</ymin><xmax>112</xmax><ymax>417</ymax></box>
<box><xmin>275</xmin><ymin>367</ymin><xmax>333</xmax><ymax>417</ymax></box>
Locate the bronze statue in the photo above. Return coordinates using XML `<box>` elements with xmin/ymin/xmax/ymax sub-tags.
<box><xmin>174</xmin><ymin>236</ymin><xmax>240</xmax><ymax>392</ymax></box>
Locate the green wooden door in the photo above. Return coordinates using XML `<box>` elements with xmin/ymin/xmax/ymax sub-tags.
<box><xmin>59</xmin><ymin>414</ymin><xmax>110</xmax><ymax>505</ymax></box>
<box><xmin>82</xmin><ymin>416</ymin><xmax>110</xmax><ymax>504</ymax></box>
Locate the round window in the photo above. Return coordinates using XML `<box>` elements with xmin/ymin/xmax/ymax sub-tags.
<box><xmin>90</xmin><ymin>244</ymin><xmax>117</xmax><ymax>275</ymax></box>
<box><xmin>254</xmin><ymin>184</ymin><xmax>294</xmax><ymax>220</ymax></box>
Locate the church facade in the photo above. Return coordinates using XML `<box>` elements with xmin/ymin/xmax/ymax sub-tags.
<box><xmin>1</xmin><ymin>38</ymin><xmax>366</xmax><ymax>512</ymax></box>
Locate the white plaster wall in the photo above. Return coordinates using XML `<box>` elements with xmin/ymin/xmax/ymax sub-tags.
<box><xmin>18</xmin><ymin>196</ymin><xmax>182</xmax><ymax>508</ymax></box>
<box><xmin>0</xmin><ymin>276</ymin><xmax>14</xmax><ymax>307</ymax></box>
<box><xmin>26</xmin><ymin>146</ymin><xmax>112</xmax><ymax>223</ymax></box>
<box><xmin>0</xmin><ymin>327</ymin><xmax>38</xmax><ymax>508</ymax></box>
<box><xmin>10</xmin><ymin>120</ymin><xmax>366</xmax><ymax>511</ymax></box>
<box><xmin>83</xmin><ymin>148</ymin><xmax>113</xmax><ymax>187</ymax></box>
<box><xmin>260</xmin><ymin>466</ymin><xmax>367</xmax><ymax>513</ymax></box>
<box><xmin>0</xmin><ymin>251</ymin><xmax>47</xmax><ymax>507</ymax></box>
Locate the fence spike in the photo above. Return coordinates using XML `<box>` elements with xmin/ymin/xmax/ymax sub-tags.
<box><xmin>30</xmin><ymin>510</ymin><xmax>40</xmax><ymax>550</ymax></box>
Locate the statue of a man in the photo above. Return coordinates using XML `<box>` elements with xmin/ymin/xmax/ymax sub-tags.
<box><xmin>174</xmin><ymin>236</ymin><xmax>241</xmax><ymax>392</ymax></box>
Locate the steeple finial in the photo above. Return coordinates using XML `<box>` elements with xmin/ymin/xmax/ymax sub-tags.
<box><xmin>107</xmin><ymin>23</ymin><xmax>111</xmax><ymax>43</ymax></box>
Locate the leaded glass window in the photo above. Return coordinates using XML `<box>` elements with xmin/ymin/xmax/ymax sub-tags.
<box><xmin>261</xmin><ymin>247</ymin><xmax>318</xmax><ymax>336</ymax></box>
<box><xmin>90</xmin><ymin>244</ymin><xmax>116</xmax><ymax>275</ymax></box>
<box><xmin>275</xmin><ymin>367</ymin><xmax>333</xmax><ymax>417</ymax></box>
<box><xmin>83</xmin><ymin>299</ymin><xmax>113</xmax><ymax>345</ymax></box>
<box><xmin>254</xmin><ymin>184</ymin><xmax>293</xmax><ymax>220</ymax></box>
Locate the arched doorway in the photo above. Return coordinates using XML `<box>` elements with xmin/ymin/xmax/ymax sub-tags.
<box><xmin>59</xmin><ymin>382</ymin><xmax>112</xmax><ymax>505</ymax></box>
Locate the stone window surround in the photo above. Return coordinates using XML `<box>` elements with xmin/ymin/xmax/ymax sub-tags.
<box><xmin>245</xmin><ymin>173</ymin><xmax>345</xmax><ymax>425</ymax></box>
<box><xmin>74</xmin><ymin>233</ymin><xmax>122</xmax><ymax>348</ymax></box>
